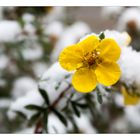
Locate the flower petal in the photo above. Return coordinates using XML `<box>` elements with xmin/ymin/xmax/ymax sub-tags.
<box><xmin>72</xmin><ymin>68</ymin><xmax>97</xmax><ymax>93</ymax></box>
<box><xmin>121</xmin><ymin>86</ymin><xmax>140</xmax><ymax>105</ymax></box>
<box><xmin>78</xmin><ymin>35</ymin><xmax>100</xmax><ymax>54</ymax></box>
<box><xmin>59</xmin><ymin>45</ymin><xmax>83</xmax><ymax>71</ymax></box>
<box><xmin>97</xmin><ymin>38</ymin><xmax>121</xmax><ymax>61</ymax></box>
<box><xmin>95</xmin><ymin>60</ymin><xmax>121</xmax><ymax>86</ymax></box>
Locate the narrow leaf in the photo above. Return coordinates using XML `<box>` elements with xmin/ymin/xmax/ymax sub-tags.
<box><xmin>14</xmin><ymin>111</ymin><xmax>27</xmax><ymax>119</ymax></box>
<box><xmin>43</xmin><ymin>110</ymin><xmax>48</xmax><ymax>133</ymax></box>
<box><xmin>74</xmin><ymin>102</ymin><xmax>88</xmax><ymax>109</ymax></box>
<box><xmin>71</xmin><ymin>102</ymin><xmax>80</xmax><ymax>117</ymax></box>
<box><xmin>39</xmin><ymin>88</ymin><xmax>50</xmax><ymax>105</ymax></box>
<box><xmin>25</xmin><ymin>104</ymin><xmax>45</xmax><ymax>111</ymax></box>
<box><xmin>28</xmin><ymin>112</ymin><xmax>41</xmax><ymax>126</ymax></box>
<box><xmin>97</xmin><ymin>93</ymin><xmax>103</xmax><ymax>104</ymax></box>
<box><xmin>52</xmin><ymin>109</ymin><xmax>67</xmax><ymax>127</ymax></box>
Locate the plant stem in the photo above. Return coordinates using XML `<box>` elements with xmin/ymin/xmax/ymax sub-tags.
<box><xmin>34</xmin><ymin>84</ymin><xmax>72</xmax><ymax>133</ymax></box>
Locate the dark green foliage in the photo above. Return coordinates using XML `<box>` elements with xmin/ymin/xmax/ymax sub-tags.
<box><xmin>99</xmin><ymin>32</ymin><xmax>105</xmax><ymax>40</ymax></box>
<box><xmin>25</xmin><ymin>104</ymin><xmax>45</xmax><ymax>111</ymax></box>
<box><xmin>39</xmin><ymin>88</ymin><xmax>50</xmax><ymax>105</ymax></box>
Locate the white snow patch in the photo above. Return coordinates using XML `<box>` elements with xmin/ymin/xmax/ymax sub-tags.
<box><xmin>0</xmin><ymin>20</ymin><xmax>22</xmax><ymax>42</ymax></box>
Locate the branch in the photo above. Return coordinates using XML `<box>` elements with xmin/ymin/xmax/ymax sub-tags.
<box><xmin>34</xmin><ymin>84</ymin><xmax>72</xmax><ymax>133</ymax></box>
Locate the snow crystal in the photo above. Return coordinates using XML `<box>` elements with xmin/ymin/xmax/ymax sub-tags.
<box><xmin>0</xmin><ymin>20</ymin><xmax>22</xmax><ymax>42</ymax></box>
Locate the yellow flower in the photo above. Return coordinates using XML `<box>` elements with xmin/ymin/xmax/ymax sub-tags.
<box><xmin>59</xmin><ymin>35</ymin><xmax>121</xmax><ymax>93</ymax></box>
<box><xmin>121</xmin><ymin>85</ymin><xmax>140</xmax><ymax>105</ymax></box>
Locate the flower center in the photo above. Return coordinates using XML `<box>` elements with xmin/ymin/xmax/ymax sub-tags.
<box><xmin>83</xmin><ymin>50</ymin><xmax>101</xmax><ymax>67</ymax></box>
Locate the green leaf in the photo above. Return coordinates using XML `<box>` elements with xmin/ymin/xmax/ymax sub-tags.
<box><xmin>14</xmin><ymin>111</ymin><xmax>27</xmax><ymax>119</ymax></box>
<box><xmin>25</xmin><ymin>104</ymin><xmax>45</xmax><ymax>111</ymax></box>
<box><xmin>71</xmin><ymin>102</ymin><xmax>80</xmax><ymax>117</ymax></box>
<box><xmin>99</xmin><ymin>32</ymin><xmax>105</xmax><ymax>40</ymax></box>
<box><xmin>43</xmin><ymin>110</ymin><xmax>49</xmax><ymax>133</ymax></box>
<box><xmin>97</xmin><ymin>93</ymin><xmax>103</xmax><ymax>104</ymax></box>
<box><xmin>39</xmin><ymin>88</ymin><xmax>50</xmax><ymax>105</ymax></box>
<box><xmin>52</xmin><ymin>109</ymin><xmax>67</xmax><ymax>127</ymax></box>
<box><xmin>74</xmin><ymin>102</ymin><xmax>88</xmax><ymax>109</ymax></box>
<box><xmin>28</xmin><ymin>112</ymin><xmax>41</xmax><ymax>126</ymax></box>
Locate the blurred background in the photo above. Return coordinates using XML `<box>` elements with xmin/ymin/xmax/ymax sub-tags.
<box><xmin>1</xmin><ymin>7</ymin><xmax>140</xmax><ymax>133</ymax></box>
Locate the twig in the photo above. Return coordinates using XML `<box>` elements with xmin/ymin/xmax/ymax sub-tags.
<box><xmin>34</xmin><ymin>84</ymin><xmax>72</xmax><ymax>133</ymax></box>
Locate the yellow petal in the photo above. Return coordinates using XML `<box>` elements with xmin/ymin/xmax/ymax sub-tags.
<box><xmin>97</xmin><ymin>38</ymin><xmax>121</xmax><ymax>62</ymax></box>
<box><xmin>78</xmin><ymin>35</ymin><xmax>100</xmax><ymax>54</ymax></box>
<box><xmin>72</xmin><ymin>68</ymin><xmax>97</xmax><ymax>93</ymax></box>
<box><xmin>95</xmin><ymin>60</ymin><xmax>121</xmax><ymax>86</ymax></box>
<box><xmin>59</xmin><ymin>45</ymin><xmax>83</xmax><ymax>71</ymax></box>
<box><xmin>121</xmin><ymin>86</ymin><xmax>140</xmax><ymax>105</ymax></box>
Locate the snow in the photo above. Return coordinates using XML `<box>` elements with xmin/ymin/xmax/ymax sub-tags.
<box><xmin>32</xmin><ymin>62</ymin><xmax>48</xmax><ymax>78</ymax></box>
<box><xmin>12</xmin><ymin>77</ymin><xmax>37</xmax><ymax>99</ymax></box>
<box><xmin>125</xmin><ymin>105</ymin><xmax>140</xmax><ymax>129</ymax></box>
<box><xmin>39</xmin><ymin>62</ymin><xmax>71</xmax><ymax>109</ymax></box>
<box><xmin>48</xmin><ymin>113</ymin><xmax>66</xmax><ymax>133</ymax></box>
<box><xmin>0</xmin><ymin>99</ymin><xmax>11</xmax><ymax>109</ymax></box>
<box><xmin>22</xmin><ymin>13</ymin><xmax>35</xmax><ymax>24</ymax></box>
<box><xmin>43</xmin><ymin>21</ymin><xmax>64</xmax><ymax>38</ymax></box>
<box><xmin>80</xmin><ymin>30</ymin><xmax>131</xmax><ymax>48</ymax></box>
<box><xmin>7</xmin><ymin>88</ymin><xmax>44</xmax><ymax>120</ymax></box>
<box><xmin>51</xmin><ymin>22</ymin><xmax>90</xmax><ymax>62</ymax></box>
<box><xmin>102</xmin><ymin>7</ymin><xmax>124</xmax><ymax>19</ymax></box>
<box><xmin>110</xmin><ymin>116</ymin><xmax>129</xmax><ymax>133</ymax></box>
<box><xmin>22</xmin><ymin>43</ymin><xmax>43</xmax><ymax>61</ymax></box>
<box><xmin>15</xmin><ymin>127</ymin><xmax>35</xmax><ymax>134</ymax></box>
<box><xmin>104</xmin><ymin>30</ymin><xmax>131</xmax><ymax>47</ymax></box>
<box><xmin>114</xmin><ymin>93</ymin><xmax>124</xmax><ymax>107</ymax></box>
<box><xmin>119</xmin><ymin>47</ymin><xmax>140</xmax><ymax>88</ymax></box>
<box><xmin>45</xmin><ymin>7</ymin><xmax>66</xmax><ymax>23</ymax></box>
<box><xmin>0</xmin><ymin>20</ymin><xmax>22</xmax><ymax>42</ymax></box>
<box><xmin>0</xmin><ymin>54</ymin><xmax>9</xmax><ymax>70</ymax></box>
<box><xmin>23</xmin><ymin>23</ymin><xmax>36</xmax><ymax>36</ymax></box>
<box><xmin>74</xmin><ymin>113</ymin><xmax>96</xmax><ymax>133</ymax></box>
<box><xmin>117</xmin><ymin>8</ymin><xmax>140</xmax><ymax>31</ymax></box>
